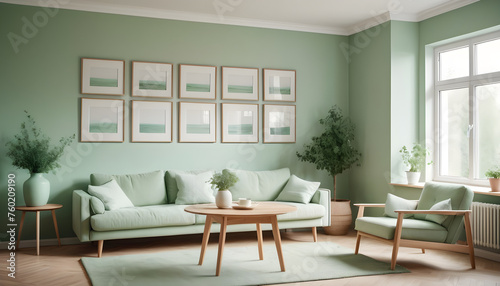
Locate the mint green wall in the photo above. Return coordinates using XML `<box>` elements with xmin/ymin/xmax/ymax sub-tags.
<box><xmin>0</xmin><ymin>3</ymin><xmax>350</xmax><ymax>241</ymax></box>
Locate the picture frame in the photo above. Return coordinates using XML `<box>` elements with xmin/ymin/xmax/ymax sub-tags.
<box><xmin>81</xmin><ymin>58</ymin><xmax>125</xmax><ymax>95</ymax></box>
<box><xmin>131</xmin><ymin>100</ymin><xmax>173</xmax><ymax>142</ymax></box>
<box><xmin>132</xmin><ymin>61</ymin><xmax>173</xmax><ymax>98</ymax></box>
<box><xmin>178</xmin><ymin>102</ymin><xmax>217</xmax><ymax>143</ymax></box>
<box><xmin>179</xmin><ymin>64</ymin><xmax>217</xmax><ymax>99</ymax></box>
<box><xmin>222</xmin><ymin>67</ymin><xmax>259</xmax><ymax>101</ymax></box>
<box><xmin>221</xmin><ymin>103</ymin><xmax>259</xmax><ymax>143</ymax></box>
<box><xmin>263</xmin><ymin>104</ymin><xmax>296</xmax><ymax>143</ymax></box>
<box><xmin>80</xmin><ymin>98</ymin><xmax>124</xmax><ymax>142</ymax></box>
<box><xmin>263</xmin><ymin>69</ymin><xmax>296</xmax><ymax>102</ymax></box>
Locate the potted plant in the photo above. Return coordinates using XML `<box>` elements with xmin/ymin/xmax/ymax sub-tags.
<box><xmin>485</xmin><ymin>167</ymin><xmax>500</xmax><ymax>192</ymax></box>
<box><xmin>208</xmin><ymin>170</ymin><xmax>239</xmax><ymax>208</ymax></box>
<box><xmin>399</xmin><ymin>143</ymin><xmax>432</xmax><ymax>185</ymax></box>
<box><xmin>296</xmin><ymin>105</ymin><xmax>361</xmax><ymax>235</ymax></box>
<box><xmin>5</xmin><ymin>111</ymin><xmax>74</xmax><ymax>206</ymax></box>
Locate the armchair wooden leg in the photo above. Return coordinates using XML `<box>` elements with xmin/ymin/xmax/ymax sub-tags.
<box><xmin>391</xmin><ymin>214</ymin><xmax>404</xmax><ymax>270</ymax></box>
<box><xmin>421</xmin><ymin>249</ymin><xmax>425</xmax><ymax>254</ymax></box>
<box><xmin>97</xmin><ymin>240</ymin><xmax>104</xmax><ymax>258</ymax></box>
<box><xmin>312</xmin><ymin>227</ymin><xmax>317</xmax><ymax>242</ymax></box>
<box><xmin>464</xmin><ymin>213</ymin><xmax>476</xmax><ymax>269</ymax></box>
<box><xmin>355</xmin><ymin>232</ymin><xmax>361</xmax><ymax>254</ymax></box>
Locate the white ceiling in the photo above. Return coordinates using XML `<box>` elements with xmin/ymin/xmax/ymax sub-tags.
<box><xmin>3</xmin><ymin>0</ymin><xmax>479</xmax><ymax>35</ymax></box>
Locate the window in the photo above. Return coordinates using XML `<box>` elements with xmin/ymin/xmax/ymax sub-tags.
<box><xmin>434</xmin><ymin>31</ymin><xmax>500</xmax><ymax>186</ymax></box>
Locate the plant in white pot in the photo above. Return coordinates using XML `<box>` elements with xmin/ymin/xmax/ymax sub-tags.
<box><xmin>399</xmin><ymin>143</ymin><xmax>432</xmax><ymax>185</ymax></box>
<box><xmin>296</xmin><ymin>105</ymin><xmax>361</xmax><ymax>235</ymax></box>
<box><xmin>485</xmin><ymin>167</ymin><xmax>500</xmax><ymax>192</ymax></box>
<box><xmin>5</xmin><ymin>111</ymin><xmax>74</xmax><ymax>206</ymax></box>
<box><xmin>208</xmin><ymin>170</ymin><xmax>239</xmax><ymax>209</ymax></box>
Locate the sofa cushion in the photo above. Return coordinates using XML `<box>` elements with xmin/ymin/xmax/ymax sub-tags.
<box><xmin>275</xmin><ymin>175</ymin><xmax>320</xmax><ymax>204</ymax></box>
<box><xmin>384</xmin><ymin>193</ymin><xmax>418</xmax><ymax>218</ymax></box>
<box><xmin>228</xmin><ymin>168</ymin><xmax>290</xmax><ymax>201</ymax></box>
<box><xmin>276</xmin><ymin>202</ymin><xmax>325</xmax><ymax>221</ymax></box>
<box><xmin>90</xmin><ymin>205</ymin><xmax>196</xmax><ymax>231</ymax></box>
<box><xmin>424</xmin><ymin>198</ymin><xmax>452</xmax><ymax>225</ymax></box>
<box><xmin>175</xmin><ymin>171</ymin><xmax>215</xmax><ymax>205</ymax></box>
<box><xmin>91</xmin><ymin>170</ymin><xmax>166</xmax><ymax>207</ymax></box>
<box><xmin>87</xmin><ymin>180</ymin><xmax>134</xmax><ymax>211</ymax></box>
<box><xmin>165</xmin><ymin>170</ymin><xmax>211</xmax><ymax>204</ymax></box>
<box><xmin>355</xmin><ymin>216</ymin><xmax>448</xmax><ymax>243</ymax></box>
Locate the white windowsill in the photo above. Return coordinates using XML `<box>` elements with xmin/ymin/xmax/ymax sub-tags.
<box><xmin>390</xmin><ymin>182</ymin><xmax>500</xmax><ymax>197</ymax></box>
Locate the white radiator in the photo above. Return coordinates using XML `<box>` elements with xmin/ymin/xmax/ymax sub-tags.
<box><xmin>471</xmin><ymin>202</ymin><xmax>500</xmax><ymax>250</ymax></box>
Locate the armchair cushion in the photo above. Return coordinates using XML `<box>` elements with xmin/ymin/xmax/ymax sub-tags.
<box><xmin>424</xmin><ymin>199</ymin><xmax>452</xmax><ymax>225</ymax></box>
<box><xmin>384</xmin><ymin>193</ymin><xmax>418</xmax><ymax>218</ymax></box>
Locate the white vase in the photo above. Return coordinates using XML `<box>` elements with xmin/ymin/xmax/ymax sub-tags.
<box><xmin>215</xmin><ymin>189</ymin><xmax>232</xmax><ymax>209</ymax></box>
<box><xmin>406</xmin><ymin>171</ymin><xmax>421</xmax><ymax>185</ymax></box>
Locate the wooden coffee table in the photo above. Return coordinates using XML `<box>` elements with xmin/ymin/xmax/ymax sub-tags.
<box><xmin>185</xmin><ymin>202</ymin><xmax>296</xmax><ymax>276</ymax></box>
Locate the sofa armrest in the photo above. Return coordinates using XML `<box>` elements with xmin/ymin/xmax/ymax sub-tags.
<box><xmin>311</xmin><ymin>188</ymin><xmax>331</xmax><ymax>226</ymax></box>
<box><xmin>72</xmin><ymin>190</ymin><xmax>92</xmax><ymax>242</ymax></box>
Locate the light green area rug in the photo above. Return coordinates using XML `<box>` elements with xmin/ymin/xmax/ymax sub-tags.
<box><xmin>81</xmin><ymin>241</ymin><xmax>409</xmax><ymax>286</ymax></box>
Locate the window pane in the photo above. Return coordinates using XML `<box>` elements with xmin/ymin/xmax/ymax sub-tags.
<box><xmin>439</xmin><ymin>88</ymin><xmax>469</xmax><ymax>178</ymax></box>
<box><xmin>476</xmin><ymin>38</ymin><xmax>500</xmax><ymax>75</ymax></box>
<box><xmin>439</xmin><ymin>47</ymin><xmax>469</xmax><ymax>81</ymax></box>
<box><xmin>476</xmin><ymin>82</ymin><xmax>500</xmax><ymax>179</ymax></box>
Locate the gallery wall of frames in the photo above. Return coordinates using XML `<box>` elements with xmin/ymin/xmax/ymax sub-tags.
<box><xmin>80</xmin><ymin>58</ymin><xmax>296</xmax><ymax>144</ymax></box>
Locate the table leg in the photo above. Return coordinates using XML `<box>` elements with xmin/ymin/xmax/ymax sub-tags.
<box><xmin>271</xmin><ymin>215</ymin><xmax>285</xmax><ymax>272</ymax></box>
<box><xmin>215</xmin><ymin>216</ymin><xmax>228</xmax><ymax>276</ymax></box>
<box><xmin>199</xmin><ymin>216</ymin><xmax>213</xmax><ymax>265</ymax></box>
<box><xmin>36</xmin><ymin>211</ymin><xmax>40</xmax><ymax>256</ymax></box>
<box><xmin>51</xmin><ymin>210</ymin><xmax>61</xmax><ymax>247</ymax></box>
<box><xmin>16</xmin><ymin>211</ymin><xmax>26</xmax><ymax>249</ymax></box>
<box><xmin>256</xmin><ymin>223</ymin><xmax>264</xmax><ymax>260</ymax></box>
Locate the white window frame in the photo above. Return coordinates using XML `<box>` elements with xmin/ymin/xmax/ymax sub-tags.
<box><xmin>433</xmin><ymin>31</ymin><xmax>500</xmax><ymax>186</ymax></box>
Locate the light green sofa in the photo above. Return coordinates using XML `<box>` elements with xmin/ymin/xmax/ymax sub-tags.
<box><xmin>72</xmin><ymin>168</ymin><xmax>331</xmax><ymax>257</ymax></box>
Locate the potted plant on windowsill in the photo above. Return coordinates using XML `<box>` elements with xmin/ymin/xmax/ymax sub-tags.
<box><xmin>5</xmin><ymin>111</ymin><xmax>75</xmax><ymax>206</ymax></box>
<box><xmin>296</xmin><ymin>105</ymin><xmax>361</xmax><ymax>235</ymax></box>
<box><xmin>399</xmin><ymin>143</ymin><xmax>432</xmax><ymax>185</ymax></box>
<box><xmin>208</xmin><ymin>170</ymin><xmax>239</xmax><ymax>208</ymax></box>
<box><xmin>485</xmin><ymin>167</ymin><xmax>500</xmax><ymax>192</ymax></box>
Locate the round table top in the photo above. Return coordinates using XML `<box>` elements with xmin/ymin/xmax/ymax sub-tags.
<box><xmin>15</xmin><ymin>204</ymin><xmax>63</xmax><ymax>211</ymax></box>
<box><xmin>184</xmin><ymin>202</ymin><xmax>296</xmax><ymax>216</ymax></box>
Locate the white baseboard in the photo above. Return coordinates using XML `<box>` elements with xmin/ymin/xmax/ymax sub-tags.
<box><xmin>0</xmin><ymin>237</ymin><xmax>82</xmax><ymax>250</ymax></box>
<box><xmin>474</xmin><ymin>248</ymin><xmax>500</xmax><ymax>262</ymax></box>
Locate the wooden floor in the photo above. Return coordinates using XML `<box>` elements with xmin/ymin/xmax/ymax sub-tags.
<box><xmin>1</xmin><ymin>229</ymin><xmax>499</xmax><ymax>285</ymax></box>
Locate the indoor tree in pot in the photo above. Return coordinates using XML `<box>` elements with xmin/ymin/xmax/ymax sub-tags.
<box><xmin>399</xmin><ymin>143</ymin><xmax>432</xmax><ymax>185</ymax></box>
<box><xmin>208</xmin><ymin>169</ymin><xmax>239</xmax><ymax>208</ymax></box>
<box><xmin>485</xmin><ymin>166</ymin><xmax>500</xmax><ymax>192</ymax></box>
<box><xmin>5</xmin><ymin>111</ymin><xmax>74</xmax><ymax>206</ymax></box>
<box><xmin>296</xmin><ymin>105</ymin><xmax>361</xmax><ymax>235</ymax></box>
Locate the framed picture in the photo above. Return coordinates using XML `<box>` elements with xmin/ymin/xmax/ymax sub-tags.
<box><xmin>81</xmin><ymin>58</ymin><xmax>125</xmax><ymax>95</ymax></box>
<box><xmin>221</xmin><ymin>103</ymin><xmax>259</xmax><ymax>143</ymax></box>
<box><xmin>222</xmin><ymin>67</ymin><xmax>259</xmax><ymax>101</ymax></box>
<box><xmin>263</xmin><ymin>69</ymin><xmax>296</xmax><ymax>102</ymax></box>
<box><xmin>178</xmin><ymin>102</ymin><xmax>216</xmax><ymax>143</ymax></box>
<box><xmin>263</xmin><ymin>104</ymin><xmax>296</xmax><ymax>143</ymax></box>
<box><xmin>131</xmin><ymin>100</ymin><xmax>173</xmax><ymax>142</ymax></box>
<box><xmin>132</xmin><ymin>61</ymin><xmax>173</xmax><ymax>98</ymax></box>
<box><xmin>80</xmin><ymin>98</ymin><xmax>124</xmax><ymax>142</ymax></box>
<box><xmin>179</xmin><ymin>64</ymin><xmax>217</xmax><ymax>99</ymax></box>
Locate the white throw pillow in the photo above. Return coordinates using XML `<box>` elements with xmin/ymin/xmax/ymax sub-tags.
<box><xmin>425</xmin><ymin>198</ymin><xmax>452</xmax><ymax>225</ymax></box>
<box><xmin>384</xmin><ymin>193</ymin><xmax>418</xmax><ymax>218</ymax></box>
<box><xmin>275</xmin><ymin>175</ymin><xmax>320</xmax><ymax>204</ymax></box>
<box><xmin>88</xmin><ymin>179</ymin><xmax>134</xmax><ymax>211</ymax></box>
<box><xmin>175</xmin><ymin>171</ymin><xmax>215</xmax><ymax>205</ymax></box>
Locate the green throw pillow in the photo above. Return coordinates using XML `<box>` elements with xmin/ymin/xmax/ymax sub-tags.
<box><xmin>384</xmin><ymin>193</ymin><xmax>418</xmax><ymax>218</ymax></box>
<box><xmin>90</xmin><ymin>196</ymin><xmax>105</xmax><ymax>214</ymax></box>
<box><xmin>425</xmin><ymin>198</ymin><xmax>452</xmax><ymax>225</ymax></box>
<box><xmin>175</xmin><ymin>171</ymin><xmax>215</xmax><ymax>205</ymax></box>
<box><xmin>275</xmin><ymin>175</ymin><xmax>320</xmax><ymax>204</ymax></box>
<box><xmin>88</xmin><ymin>179</ymin><xmax>134</xmax><ymax>211</ymax></box>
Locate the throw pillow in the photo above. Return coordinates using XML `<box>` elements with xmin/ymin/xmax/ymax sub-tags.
<box><xmin>175</xmin><ymin>171</ymin><xmax>215</xmax><ymax>205</ymax></box>
<box><xmin>275</xmin><ymin>175</ymin><xmax>320</xmax><ymax>204</ymax></box>
<box><xmin>87</xmin><ymin>179</ymin><xmax>134</xmax><ymax>211</ymax></box>
<box><xmin>384</xmin><ymin>193</ymin><xmax>418</xmax><ymax>218</ymax></box>
<box><xmin>90</xmin><ymin>196</ymin><xmax>105</xmax><ymax>214</ymax></box>
<box><xmin>425</xmin><ymin>198</ymin><xmax>452</xmax><ymax>225</ymax></box>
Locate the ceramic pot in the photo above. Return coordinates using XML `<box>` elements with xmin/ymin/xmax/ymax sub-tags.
<box><xmin>406</xmin><ymin>171</ymin><xmax>421</xmax><ymax>185</ymax></box>
<box><xmin>23</xmin><ymin>173</ymin><xmax>50</xmax><ymax>206</ymax></box>
<box><xmin>489</xmin><ymin>178</ymin><xmax>500</xmax><ymax>192</ymax></box>
<box><xmin>324</xmin><ymin>199</ymin><xmax>352</xmax><ymax>235</ymax></box>
<box><xmin>216</xmin><ymin>189</ymin><xmax>232</xmax><ymax>208</ymax></box>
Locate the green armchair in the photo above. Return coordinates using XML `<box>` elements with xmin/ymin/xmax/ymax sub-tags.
<box><xmin>354</xmin><ymin>182</ymin><xmax>475</xmax><ymax>270</ymax></box>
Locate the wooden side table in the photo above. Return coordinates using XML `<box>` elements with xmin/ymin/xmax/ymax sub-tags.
<box><xmin>15</xmin><ymin>204</ymin><xmax>62</xmax><ymax>255</ymax></box>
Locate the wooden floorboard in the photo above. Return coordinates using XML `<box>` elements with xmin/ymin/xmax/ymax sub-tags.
<box><xmin>1</xmin><ymin>230</ymin><xmax>499</xmax><ymax>285</ymax></box>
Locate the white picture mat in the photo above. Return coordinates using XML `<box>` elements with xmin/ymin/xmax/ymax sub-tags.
<box><xmin>263</xmin><ymin>69</ymin><xmax>296</xmax><ymax>102</ymax></box>
<box><xmin>132</xmin><ymin>61</ymin><xmax>173</xmax><ymax>98</ymax></box>
<box><xmin>132</xmin><ymin>101</ymin><xmax>172</xmax><ymax>142</ymax></box>
<box><xmin>222</xmin><ymin>67</ymin><xmax>259</xmax><ymax>101</ymax></box>
<box><xmin>179</xmin><ymin>65</ymin><xmax>216</xmax><ymax>99</ymax></box>
<box><xmin>179</xmin><ymin>102</ymin><xmax>216</xmax><ymax>142</ymax></box>
<box><xmin>81</xmin><ymin>58</ymin><xmax>124</xmax><ymax>95</ymax></box>
<box><xmin>81</xmin><ymin>98</ymin><xmax>124</xmax><ymax>142</ymax></box>
<box><xmin>263</xmin><ymin>104</ymin><xmax>296</xmax><ymax>143</ymax></box>
<box><xmin>222</xmin><ymin>103</ymin><xmax>259</xmax><ymax>143</ymax></box>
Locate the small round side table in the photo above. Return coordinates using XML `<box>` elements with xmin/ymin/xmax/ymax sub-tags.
<box><xmin>15</xmin><ymin>204</ymin><xmax>62</xmax><ymax>255</ymax></box>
